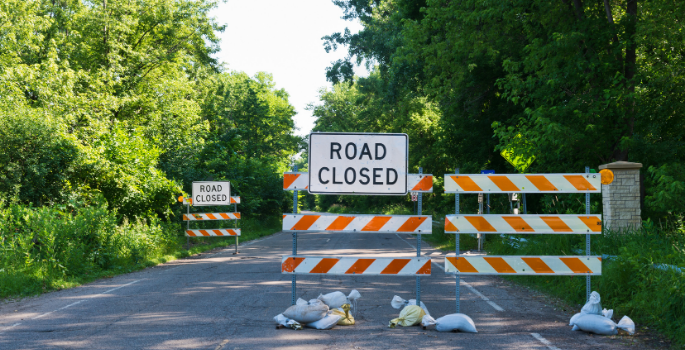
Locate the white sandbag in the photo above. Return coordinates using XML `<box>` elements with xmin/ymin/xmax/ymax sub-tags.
<box><xmin>580</xmin><ymin>291</ymin><xmax>602</xmax><ymax>315</ymax></box>
<box><xmin>390</xmin><ymin>296</ymin><xmax>430</xmax><ymax>317</ymax></box>
<box><xmin>296</xmin><ymin>298</ymin><xmax>325</xmax><ymax>307</ymax></box>
<box><xmin>317</xmin><ymin>290</ymin><xmax>361</xmax><ymax>309</ymax></box>
<box><xmin>602</xmin><ymin>308</ymin><xmax>614</xmax><ymax>320</ymax></box>
<box><xmin>306</xmin><ymin>314</ymin><xmax>342</xmax><ymax>330</ymax></box>
<box><xmin>422</xmin><ymin>314</ymin><xmax>477</xmax><ymax>333</ymax></box>
<box><xmin>282</xmin><ymin>303</ymin><xmax>329</xmax><ymax>324</ymax></box>
<box><xmin>273</xmin><ymin>314</ymin><xmax>303</xmax><ymax>330</ymax></box>
<box><xmin>571</xmin><ymin>314</ymin><xmax>619</xmax><ymax>335</ymax></box>
<box><xmin>569</xmin><ymin>313</ymin><xmax>582</xmax><ymax>326</ymax></box>
<box><xmin>617</xmin><ymin>316</ymin><xmax>635</xmax><ymax>335</ymax></box>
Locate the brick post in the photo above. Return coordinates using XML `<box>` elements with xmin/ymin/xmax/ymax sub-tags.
<box><xmin>599</xmin><ymin>161</ymin><xmax>643</xmax><ymax>231</ymax></box>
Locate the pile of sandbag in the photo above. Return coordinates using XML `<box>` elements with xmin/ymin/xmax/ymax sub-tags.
<box><xmin>569</xmin><ymin>291</ymin><xmax>635</xmax><ymax>336</ymax></box>
<box><xmin>421</xmin><ymin>314</ymin><xmax>478</xmax><ymax>333</ymax></box>
<box><xmin>274</xmin><ymin>290</ymin><xmax>361</xmax><ymax>330</ymax></box>
<box><xmin>388</xmin><ymin>296</ymin><xmax>431</xmax><ymax>328</ymax></box>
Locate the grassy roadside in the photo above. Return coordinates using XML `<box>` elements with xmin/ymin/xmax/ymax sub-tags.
<box><xmin>0</xmin><ymin>202</ymin><xmax>281</xmax><ymax>300</ymax></box>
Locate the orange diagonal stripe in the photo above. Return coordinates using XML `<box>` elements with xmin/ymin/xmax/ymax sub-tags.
<box><xmin>212</xmin><ymin>230</ymin><xmax>224</xmax><ymax>236</ymax></box>
<box><xmin>564</xmin><ymin>175</ymin><xmax>597</xmax><ymax>191</ymax></box>
<box><xmin>282</xmin><ymin>257</ymin><xmax>305</xmax><ymax>272</ymax></box>
<box><xmin>226</xmin><ymin>230</ymin><xmax>238</xmax><ymax>236</ymax></box>
<box><xmin>186</xmin><ymin>230</ymin><xmax>196</xmax><ymax>237</ymax></box>
<box><xmin>199</xmin><ymin>230</ymin><xmax>210</xmax><ymax>236</ymax></box>
<box><xmin>412</xmin><ymin>176</ymin><xmax>433</xmax><ymax>191</ymax></box>
<box><xmin>450</xmin><ymin>176</ymin><xmax>483</xmax><ymax>191</ymax></box>
<box><xmin>310</xmin><ymin>258</ymin><xmax>340</xmax><ymax>273</ymax></box>
<box><xmin>446</xmin><ymin>257</ymin><xmax>478</xmax><ymax>273</ymax></box>
<box><xmin>362</xmin><ymin>216</ymin><xmax>392</xmax><ymax>231</ymax></box>
<box><xmin>464</xmin><ymin>216</ymin><xmax>497</xmax><ymax>232</ymax></box>
<box><xmin>283</xmin><ymin>173</ymin><xmax>301</xmax><ymax>189</ymax></box>
<box><xmin>444</xmin><ymin>218</ymin><xmax>458</xmax><ymax>232</ymax></box>
<box><xmin>234</xmin><ymin>213</ymin><xmax>241</xmax><ymax>219</ymax></box>
<box><xmin>484</xmin><ymin>257</ymin><xmax>517</xmax><ymax>273</ymax></box>
<box><xmin>578</xmin><ymin>216</ymin><xmax>602</xmax><ymax>232</ymax></box>
<box><xmin>416</xmin><ymin>261</ymin><xmax>431</xmax><ymax>274</ymax></box>
<box><xmin>230</xmin><ymin>197</ymin><xmax>236</xmax><ymax>203</ymax></box>
<box><xmin>345</xmin><ymin>259</ymin><xmax>375</xmax><ymax>274</ymax></box>
<box><xmin>290</xmin><ymin>215</ymin><xmax>320</xmax><ymax>230</ymax></box>
<box><xmin>326</xmin><ymin>216</ymin><xmax>355</xmax><ymax>231</ymax></box>
<box><xmin>560</xmin><ymin>257</ymin><xmax>593</xmax><ymax>274</ymax></box>
<box><xmin>525</xmin><ymin>175</ymin><xmax>559</xmax><ymax>191</ymax></box>
<box><xmin>397</xmin><ymin>217</ymin><xmax>427</xmax><ymax>232</ymax></box>
<box><xmin>381</xmin><ymin>259</ymin><xmax>410</xmax><ymax>274</ymax></box>
<box><xmin>540</xmin><ymin>216</ymin><xmax>572</xmax><ymax>232</ymax></box>
<box><xmin>488</xmin><ymin>176</ymin><xmax>520</xmax><ymax>192</ymax></box>
<box><xmin>521</xmin><ymin>258</ymin><xmax>554</xmax><ymax>273</ymax></box>
<box><xmin>206</xmin><ymin>213</ymin><xmax>217</xmax><ymax>220</ymax></box>
<box><xmin>502</xmin><ymin>216</ymin><xmax>534</xmax><ymax>232</ymax></box>
<box><xmin>182</xmin><ymin>214</ymin><xmax>189</xmax><ymax>221</ymax></box>
<box><xmin>220</xmin><ymin>213</ymin><xmax>230</xmax><ymax>219</ymax></box>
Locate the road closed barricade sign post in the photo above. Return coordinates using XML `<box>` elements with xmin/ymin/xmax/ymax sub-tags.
<box><xmin>282</xmin><ymin>132</ymin><xmax>433</xmax><ymax>308</ymax></box>
<box><xmin>181</xmin><ymin>181</ymin><xmax>242</xmax><ymax>254</ymax></box>
<box><xmin>443</xmin><ymin>168</ymin><xmax>602</xmax><ymax>313</ymax></box>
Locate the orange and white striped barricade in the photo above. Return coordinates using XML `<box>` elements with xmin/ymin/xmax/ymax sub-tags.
<box><xmin>444</xmin><ymin>214</ymin><xmax>602</xmax><ymax>234</ymax></box>
<box><xmin>444</xmin><ymin>255</ymin><xmax>602</xmax><ymax>275</ymax></box>
<box><xmin>282</xmin><ymin>256</ymin><xmax>431</xmax><ymax>276</ymax></box>
<box><xmin>283</xmin><ymin>173</ymin><xmax>434</xmax><ymax>193</ymax></box>
<box><xmin>185</xmin><ymin>229</ymin><xmax>241</xmax><ymax>237</ymax></box>
<box><xmin>444</xmin><ymin>173</ymin><xmax>601</xmax><ymax>193</ymax></box>
<box><xmin>183</xmin><ymin>212</ymin><xmax>241</xmax><ymax>221</ymax></box>
<box><xmin>283</xmin><ymin>214</ymin><xmax>432</xmax><ymax>234</ymax></box>
<box><xmin>180</xmin><ymin>195</ymin><xmax>242</xmax><ymax>254</ymax></box>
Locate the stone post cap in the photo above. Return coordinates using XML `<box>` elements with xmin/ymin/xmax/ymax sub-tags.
<box><xmin>599</xmin><ymin>161</ymin><xmax>643</xmax><ymax>170</ymax></box>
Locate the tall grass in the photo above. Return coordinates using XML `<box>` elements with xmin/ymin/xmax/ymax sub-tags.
<box><xmin>0</xmin><ymin>201</ymin><xmax>281</xmax><ymax>298</ymax></box>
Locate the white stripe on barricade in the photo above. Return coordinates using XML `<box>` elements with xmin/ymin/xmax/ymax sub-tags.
<box><xmin>444</xmin><ymin>214</ymin><xmax>602</xmax><ymax>234</ymax></box>
<box><xmin>283</xmin><ymin>173</ymin><xmax>434</xmax><ymax>193</ymax></box>
<box><xmin>282</xmin><ymin>213</ymin><xmax>432</xmax><ymax>234</ymax></box>
<box><xmin>443</xmin><ymin>173</ymin><xmax>601</xmax><ymax>193</ymax></box>
<box><xmin>185</xmin><ymin>229</ymin><xmax>241</xmax><ymax>237</ymax></box>
<box><xmin>444</xmin><ymin>255</ymin><xmax>602</xmax><ymax>275</ymax></box>
<box><xmin>183</xmin><ymin>212</ymin><xmax>241</xmax><ymax>221</ymax></box>
<box><xmin>282</xmin><ymin>256</ymin><xmax>431</xmax><ymax>275</ymax></box>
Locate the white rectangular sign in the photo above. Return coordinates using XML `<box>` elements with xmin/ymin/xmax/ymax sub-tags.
<box><xmin>308</xmin><ymin>133</ymin><xmax>408</xmax><ymax>195</ymax></box>
<box><xmin>192</xmin><ymin>181</ymin><xmax>230</xmax><ymax>206</ymax></box>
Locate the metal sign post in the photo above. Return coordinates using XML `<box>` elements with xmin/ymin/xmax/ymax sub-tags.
<box><xmin>455</xmin><ymin>168</ymin><xmax>460</xmax><ymax>313</ymax></box>
<box><xmin>292</xmin><ymin>164</ymin><xmax>298</xmax><ymax>306</ymax></box>
<box><xmin>586</xmin><ymin>166</ymin><xmax>591</xmax><ymax>302</ymax></box>
<box><xmin>234</xmin><ymin>202</ymin><xmax>239</xmax><ymax>255</ymax></box>
<box><xmin>416</xmin><ymin>167</ymin><xmax>423</xmax><ymax>306</ymax></box>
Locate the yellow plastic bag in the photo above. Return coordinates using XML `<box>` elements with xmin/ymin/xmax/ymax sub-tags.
<box><xmin>389</xmin><ymin>305</ymin><xmax>426</xmax><ymax>328</ymax></box>
<box><xmin>331</xmin><ymin>303</ymin><xmax>355</xmax><ymax>325</ymax></box>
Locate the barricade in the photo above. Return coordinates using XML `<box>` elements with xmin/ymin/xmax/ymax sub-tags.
<box><xmin>443</xmin><ymin>168</ymin><xmax>602</xmax><ymax>312</ymax></box>
<box><xmin>180</xmin><ymin>195</ymin><xmax>242</xmax><ymax>254</ymax></box>
<box><xmin>282</xmin><ymin>134</ymin><xmax>434</xmax><ymax>307</ymax></box>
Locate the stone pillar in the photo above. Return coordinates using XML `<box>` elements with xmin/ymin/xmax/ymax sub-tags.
<box><xmin>599</xmin><ymin>161</ymin><xmax>643</xmax><ymax>231</ymax></box>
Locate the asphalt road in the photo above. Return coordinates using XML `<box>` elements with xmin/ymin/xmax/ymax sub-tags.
<box><xmin>1</xmin><ymin>230</ymin><xmax>642</xmax><ymax>350</ymax></box>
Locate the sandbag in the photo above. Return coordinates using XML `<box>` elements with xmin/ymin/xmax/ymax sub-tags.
<box><xmin>389</xmin><ymin>305</ymin><xmax>426</xmax><ymax>328</ymax></box>
<box><xmin>617</xmin><ymin>316</ymin><xmax>635</xmax><ymax>335</ymax></box>
<box><xmin>330</xmin><ymin>303</ymin><xmax>355</xmax><ymax>325</ymax></box>
<box><xmin>306</xmin><ymin>314</ymin><xmax>342</xmax><ymax>330</ymax></box>
<box><xmin>570</xmin><ymin>314</ymin><xmax>638</xmax><ymax>335</ymax></box>
<box><xmin>602</xmin><ymin>308</ymin><xmax>614</xmax><ymax>320</ymax></box>
<box><xmin>282</xmin><ymin>303</ymin><xmax>329</xmax><ymax>324</ymax></box>
<box><xmin>390</xmin><ymin>296</ymin><xmax>430</xmax><ymax>316</ymax></box>
<box><xmin>317</xmin><ymin>290</ymin><xmax>361</xmax><ymax>309</ymax></box>
<box><xmin>422</xmin><ymin>314</ymin><xmax>477</xmax><ymax>333</ymax></box>
<box><xmin>296</xmin><ymin>298</ymin><xmax>325</xmax><ymax>307</ymax></box>
<box><xmin>580</xmin><ymin>291</ymin><xmax>602</xmax><ymax>315</ymax></box>
<box><xmin>273</xmin><ymin>314</ymin><xmax>303</xmax><ymax>330</ymax></box>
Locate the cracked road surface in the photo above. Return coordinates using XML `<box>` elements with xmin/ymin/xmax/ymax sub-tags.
<box><xmin>1</xmin><ymin>231</ymin><xmax>642</xmax><ymax>349</ymax></box>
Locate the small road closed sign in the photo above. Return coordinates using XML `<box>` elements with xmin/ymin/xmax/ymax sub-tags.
<box><xmin>192</xmin><ymin>181</ymin><xmax>230</xmax><ymax>206</ymax></box>
<box><xmin>309</xmin><ymin>132</ymin><xmax>408</xmax><ymax>195</ymax></box>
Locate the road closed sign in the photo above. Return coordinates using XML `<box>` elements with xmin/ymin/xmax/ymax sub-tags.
<box><xmin>309</xmin><ymin>132</ymin><xmax>408</xmax><ymax>195</ymax></box>
<box><xmin>192</xmin><ymin>181</ymin><xmax>230</xmax><ymax>206</ymax></box>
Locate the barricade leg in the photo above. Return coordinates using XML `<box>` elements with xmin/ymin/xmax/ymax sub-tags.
<box><xmin>585</xmin><ymin>166</ymin><xmax>591</xmax><ymax>301</ymax></box>
<box><xmin>455</xmin><ymin>168</ymin><xmax>460</xmax><ymax>313</ymax></box>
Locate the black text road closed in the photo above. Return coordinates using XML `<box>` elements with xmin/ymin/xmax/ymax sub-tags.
<box><xmin>192</xmin><ymin>181</ymin><xmax>230</xmax><ymax>206</ymax></box>
<box><xmin>308</xmin><ymin>133</ymin><xmax>408</xmax><ymax>195</ymax></box>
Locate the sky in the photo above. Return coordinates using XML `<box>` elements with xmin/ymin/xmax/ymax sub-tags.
<box><xmin>211</xmin><ymin>0</ymin><xmax>369</xmax><ymax>136</ymax></box>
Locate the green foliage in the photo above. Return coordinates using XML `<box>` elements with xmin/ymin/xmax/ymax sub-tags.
<box><xmin>0</xmin><ymin>106</ymin><xmax>79</xmax><ymax>205</ymax></box>
<box><xmin>646</xmin><ymin>163</ymin><xmax>685</xmax><ymax>222</ymax></box>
